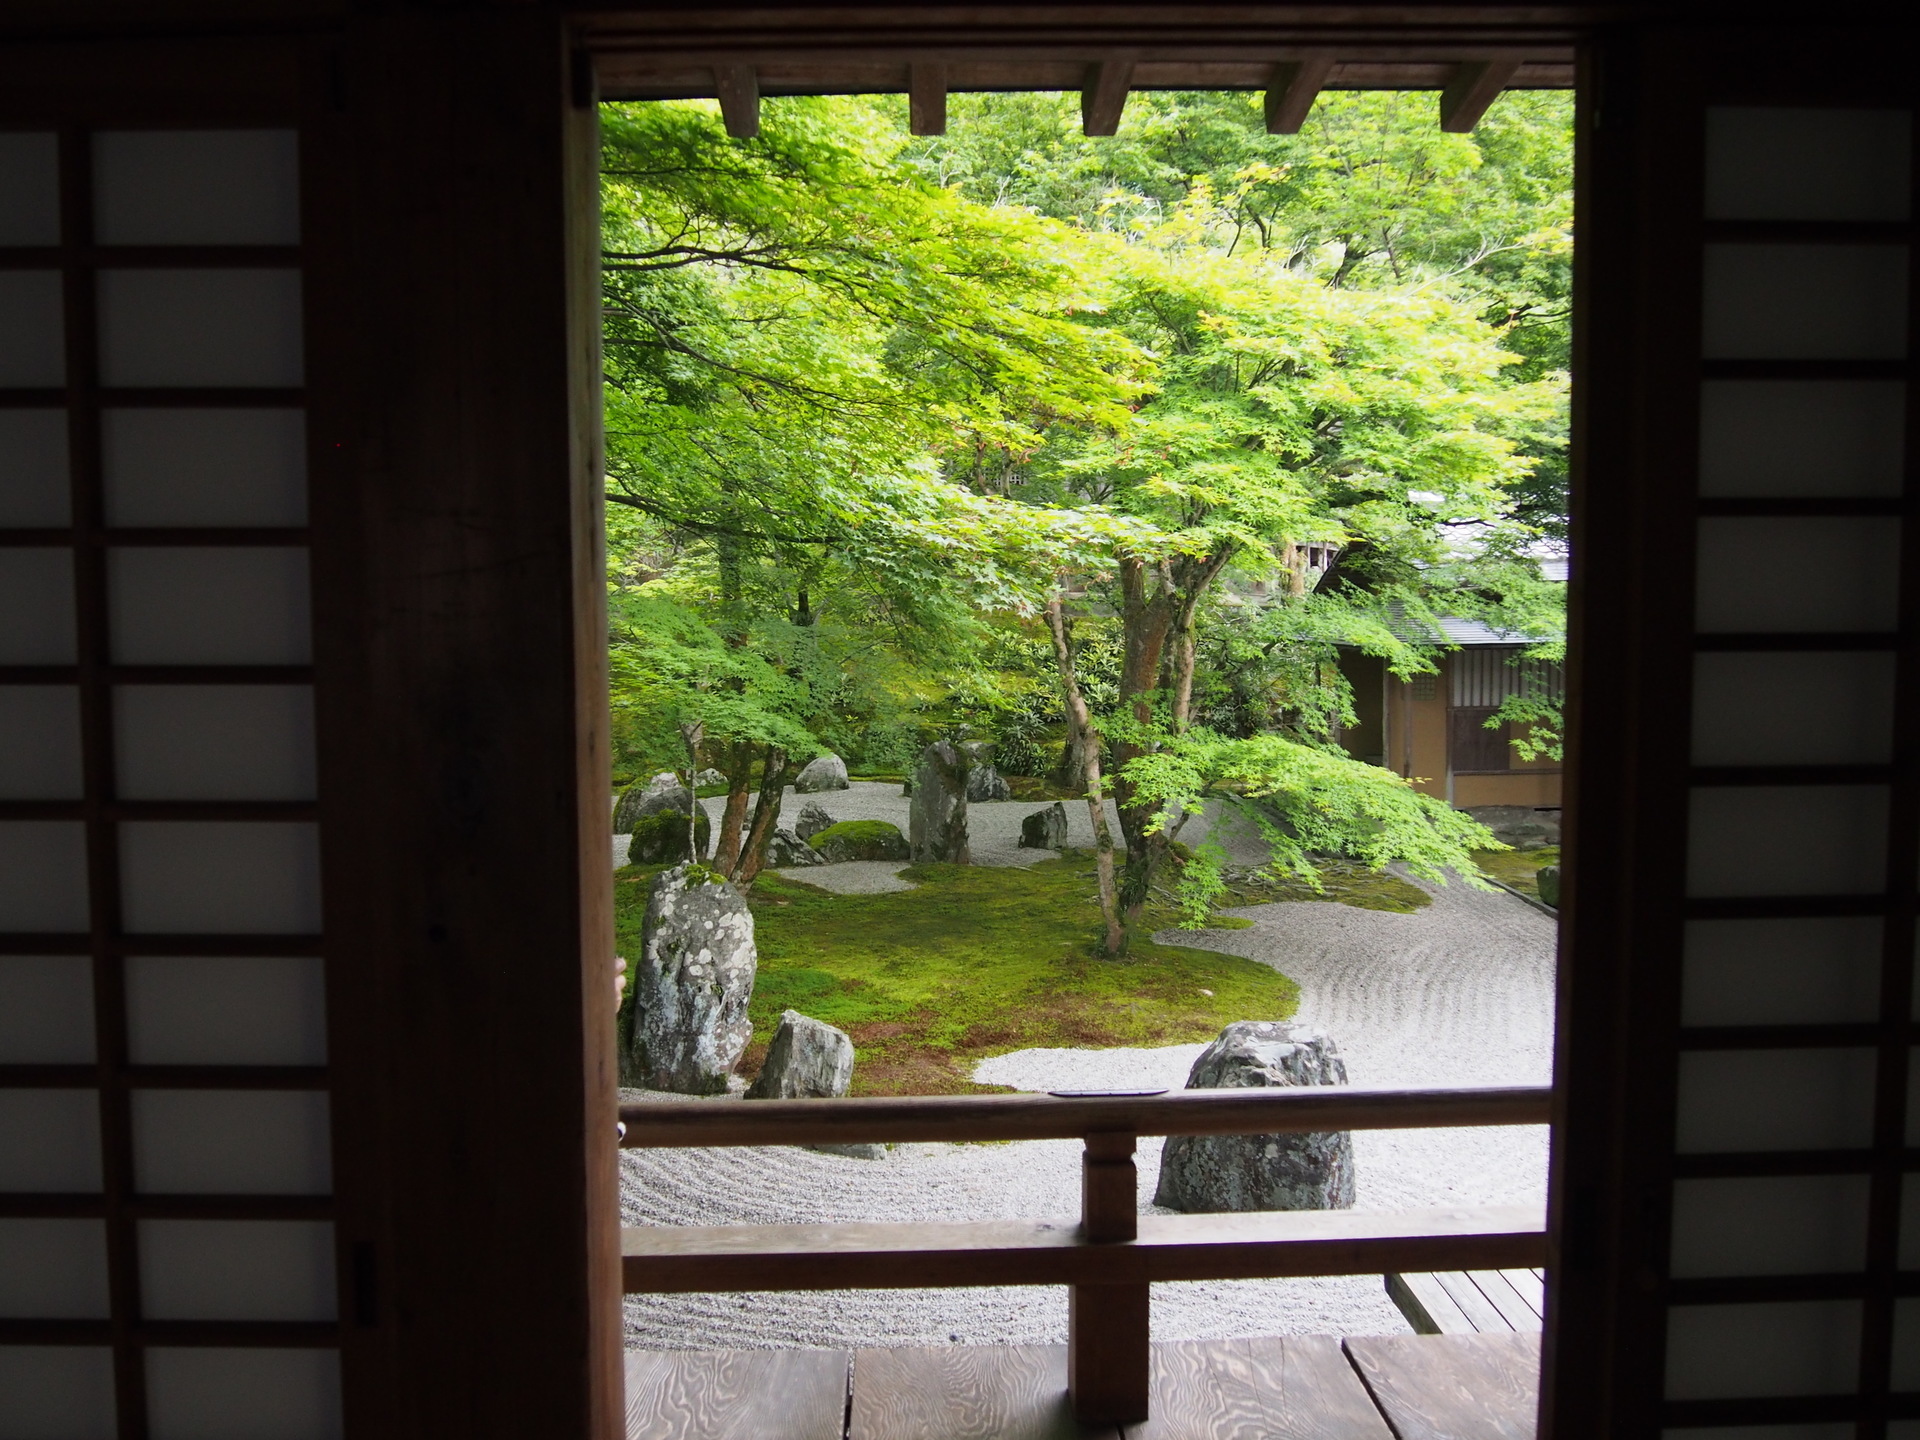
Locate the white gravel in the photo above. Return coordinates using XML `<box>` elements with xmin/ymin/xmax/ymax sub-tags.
<box><xmin>620</xmin><ymin>822</ymin><xmax>1556</xmax><ymax>1352</ymax></box>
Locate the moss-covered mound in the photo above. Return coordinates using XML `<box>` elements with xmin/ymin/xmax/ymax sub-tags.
<box><xmin>614</xmin><ymin>854</ymin><xmax>1299</xmax><ymax>1095</ymax></box>
<box><xmin>627</xmin><ymin>807</ymin><xmax>710</xmax><ymax>865</ymax></box>
<box><xmin>809</xmin><ymin>819</ymin><xmax>909</xmax><ymax>863</ymax></box>
<box><xmin>1474</xmin><ymin>845</ymin><xmax>1559</xmax><ymax>899</ymax></box>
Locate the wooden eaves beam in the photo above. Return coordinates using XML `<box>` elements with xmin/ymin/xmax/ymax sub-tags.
<box><xmin>1082</xmin><ymin>58</ymin><xmax>1133</xmax><ymax>136</ymax></box>
<box><xmin>1440</xmin><ymin>58</ymin><xmax>1521</xmax><ymax>132</ymax></box>
<box><xmin>712</xmin><ymin>62</ymin><xmax>758</xmax><ymax>138</ymax></box>
<box><xmin>909</xmin><ymin>61</ymin><xmax>948</xmax><ymax>136</ymax></box>
<box><xmin>1264</xmin><ymin>54</ymin><xmax>1336</xmax><ymax>134</ymax></box>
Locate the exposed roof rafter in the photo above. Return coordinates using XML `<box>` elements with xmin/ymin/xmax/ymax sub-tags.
<box><xmin>1264</xmin><ymin>53</ymin><xmax>1336</xmax><ymax>133</ymax></box>
<box><xmin>1439</xmin><ymin>58</ymin><xmax>1521</xmax><ymax>131</ymax></box>
<box><xmin>712</xmin><ymin>63</ymin><xmax>759</xmax><ymax>137</ymax></box>
<box><xmin>909</xmin><ymin>61</ymin><xmax>949</xmax><ymax>135</ymax></box>
<box><xmin>1081</xmin><ymin>57</ymin><xmax>1134</xmax><ymax>135</ymax></box>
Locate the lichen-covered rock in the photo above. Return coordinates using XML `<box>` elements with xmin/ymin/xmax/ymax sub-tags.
<box><xmin>764</xmin><ymin>827</ymin><xmax>825</xmax><ymax>867</ymax></box>
<box><xmin>794</xmin><ymin>801</ymin><xmax>836</xmax><ymax>840</ymax></box>
<box><xmin>614</xmin><ymin>772</ymin><xmax>693</xmax><ymax>833</ymax></box>
<box><xmin>627</xmin><ymin>807</ymin><xmax>710</xmax><ymax>865</ymax></box>
<box><xmin>627</xmin><ymin>864</ymin><xmax>756</xmax><ymax>1094</ymax></box>
<box><xmin>793</xmin><ymin>754</ymin><xmax>849</xmax><ymax>793</ymax></box>
<box><xmin>1536</xmin><ymin>865</ymin><xmax>1561</xmax><ymax>908</ymax></box>
<box><xmin>809</xmin><ymin>820</ymin><xmax>909</xmax><ymax>863</ymax></box>
<box><xmin>909</xmin><ymin>740</ymin><xmax>970</xmax><ymax>863</ymax></box>
<box><xmin>1020</xmin><ymin>802</ymin><xmax>1069</xmax><ymax>850</ymax></box>
<box><xmin>1154</xmin><ymin>1022</ymin><xmax>1355</xmax><ymax>1213</ymax></box>
<box><xmin>693</xmin><ymin>768</ymin><xmax>725</xmax><ymax>788</ymax></box>
<box><xmin>747</xmin><ymin>1010</ymin><xmax>855</xmax><ymax>1099</ymax></box>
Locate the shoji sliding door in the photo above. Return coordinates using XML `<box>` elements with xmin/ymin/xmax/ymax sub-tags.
<box><xmin>1552</xmin><ymin>29</ymin><xmax>1920</xmax><ymax>1440</ymax></box>
<box><xmin>2</xmin><ymin>18</ymin><xmax>617</xmax><ymax>1440</ymax></box>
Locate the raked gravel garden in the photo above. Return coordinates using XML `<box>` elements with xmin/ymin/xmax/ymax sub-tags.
<box><xmin>615</xmin><ymin>780</ymin><xmax>1554</xmax><ymax>1350</ymax></box>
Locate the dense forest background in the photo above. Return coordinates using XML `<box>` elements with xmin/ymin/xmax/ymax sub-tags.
<box><xmin>601</xmin><ymin>88</ymin><xmax>1572</xmax><ymax>935</ymax></box>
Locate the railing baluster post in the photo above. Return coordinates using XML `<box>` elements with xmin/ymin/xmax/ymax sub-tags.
<box><xmin>1068</xmin><ymin>1128</ymin><xmax>1150</xmax><ymax>1423</ymax></box>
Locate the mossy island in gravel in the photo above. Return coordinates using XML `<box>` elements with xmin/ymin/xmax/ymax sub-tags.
<box><xmin>616</xmin><ymin>851</ymin><xmax>1299</xmax><ymax>1095</ymax></box>
<box><xmin>627</xmin><ymin>807</ymin><xmax>710</xmax><ymax>865</ymax></box>
<box><xmin>808</xmin><ymin>819</ymin><xmax>909</xmax><ymax>863</ymax></box>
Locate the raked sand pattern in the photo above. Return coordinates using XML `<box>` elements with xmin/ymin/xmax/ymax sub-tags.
<box><xmin>618</xmin><ymin>783</ymin><xmax>1554</xmax><ymax>1349</ymax></box>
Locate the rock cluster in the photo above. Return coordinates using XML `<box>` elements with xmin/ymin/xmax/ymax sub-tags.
<box><xmin>794</xmin><ymin>754</ymin><xmax>850</xmax><ymax>793</ymax></box>
<box><xmin>626</xmin><ymin>865</ymin><xmax>757</xmax><ymax>1094</ymax></box>
<box><xmin>909</xmin><ymin>740</ymin><xmax>970</xmax><ymax>863</ymax></box>
<box><xmin>1019</xmin><ymin>802</ymin><xmax>1069</xmax><ymax>850</ymax></box>
<box><xmin>809</xmin><ymin>821</ymin><xmax>909</xmax><ymax>863</ymax></box>
<box><xmin>1154</xmin><ymin>1021</ymin><xmax>1355</xmax><ymax>1213</ymax></box>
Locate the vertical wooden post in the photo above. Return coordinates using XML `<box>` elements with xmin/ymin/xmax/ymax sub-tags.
<box><xmin>1067</xmin><ymin>1130</ymin><xmax>1149</xmax><ymax>1424</ymax></box>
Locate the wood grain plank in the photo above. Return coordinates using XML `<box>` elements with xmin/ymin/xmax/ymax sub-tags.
<box><xmin>1467</xmin><ymin>1272</ymin><xmax>1541</xmax><ymax>1333</ymax></box>
<box><xmin>1254</xmin><ymin>1335</ymin><xmax>1397</xmax><ymax>1440</ymax></box>
<box><xmin>1432</xmin><ymin>1272</ymin><xmax>1514</xmax><ymax>1333</ymax></box>
<box><xmin>1501</xmin><ymin>1269</ymin><xmax>1545</xmax><ymax>1321</ymax></box>
<box><xmin>625</xmin><ymin>1348</ymin><xmax>849</xmax><ymax>1440</ymax></box>
<box><xmin>1121</xmin><ymin>1339</ymin><xmax>1267</xmax><ymax>1440</ymax></box>
<box><xmin>1386</xmin><ymin>1273</ymin><xmax>1474</xmax><ymax>1336</ymax></box>
<box><xmin>851</xmin><ymin>1344</ymin><xmax>1117</xmax><ymax>1440</ymax></box>
<box><xmin>1344</xmin><ymin>1333</ymin><xmax>1541</xmax><ymax>1440</ymax></box>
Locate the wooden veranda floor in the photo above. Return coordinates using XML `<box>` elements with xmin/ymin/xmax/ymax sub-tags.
<box><xmin>625</xmin><ymin>1332</ymin><xmax>1541</xmax><ymax>1440</ymax></box>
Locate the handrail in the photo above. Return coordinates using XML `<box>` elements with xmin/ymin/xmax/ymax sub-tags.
<box><xmin>617</xmin><ymin>1083</ymin><xmax>1551</xmax><ymax>1148</ymax></box>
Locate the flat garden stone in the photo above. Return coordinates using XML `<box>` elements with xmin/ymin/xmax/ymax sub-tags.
<box><xmin>1154</xmin><ymin>1021</ymin><xmax>1355</xmax><ymax>1213</ymax></box>
<box><xmin>627</xmin><ymin>864</ymin><xmax>756</xmax><ymax>1094</ymax></box>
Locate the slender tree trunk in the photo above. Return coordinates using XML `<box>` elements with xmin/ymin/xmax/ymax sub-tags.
<box><xmin>1045</xmin><ymin>595</ymin><xmax>1126</xmax><ymax>957</ymax></box>
<box><xmin>711</xmin><ymin>740</ymin><xmax>754</xmax><ymax>874</ymax></box>
<box><xmin>731</xmin><ymin>743</ymin><xmax>790</xmax><ymax>887</ymax></box>
<box><xmin>678</xmin><ymin>720</ymin><xmax>705</xmax><ymax>865</ymax></box>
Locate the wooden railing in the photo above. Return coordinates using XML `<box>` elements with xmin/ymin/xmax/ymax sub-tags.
<box><xmin>617</xmin><ymin>1084</ymin><xmax>1552</xmax><ymax>1425</ymax></box>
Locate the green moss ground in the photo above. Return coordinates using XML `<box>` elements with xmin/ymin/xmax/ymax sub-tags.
<box><xmin>1474</xmin><ymin>846</ymin><xmax>1559</xmax><ymax>897</ymax></box>
<box><xmin>1227</xmin><ymin>860</ymin><xmax>1433</xmax><ymax>914</ymax></box>
<box><xmin>614</xmin><ymin>854</ymin><xmax>1299</xmax><ymax>1095</ymax></box>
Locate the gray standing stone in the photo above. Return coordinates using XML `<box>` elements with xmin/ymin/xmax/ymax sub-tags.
<box><xmin>1020</xmin><ymin>802</ymin><xmax>1069</xmax><ymax>850</ymax></box>
<box><xmin>614</xmin><ymin>772</ymin><xmax>694</xmax><ymax>834</ymax></box>
<box><xmin>1536</xmin><ymin>865</ymin><xmax>1561</xmax><ymax>908</ymax></box>
<box><xmin>909</xmin><ymin>740</ymin><xmax>970</xmax><ymax>864</ymax></box>
<box><xmin>764</xmin><ymin>827</ymin><xmax>825</xmax><ymax>867</ymax></box>
<box><xmin>793</xmin><ymin>754</ymin><xmax>850</xmax><ymax>793</ymax></box>
<box><xmin>1154</xmin><ymin>1022</ymin><xmax>1355</xmax><ymax>1213</ymax></box>
<box><xmin>794</xmin><ymin>801</ymin><xmax>836</xmax><ymax>840</ymax></box>
<box><xmin>627</xmin><ymin>864</ymin><xmax>757</xmax><ymax>1094</ymax></box>
<box><xmin>966</xmin><ymin>764</ymin><xmax>1012</xmax><ymax>803</ymax></box>
<box><xmin>747</xmin><ymin>1010</ymin><xmax>855</xmax><ymax>1099</ymax></box>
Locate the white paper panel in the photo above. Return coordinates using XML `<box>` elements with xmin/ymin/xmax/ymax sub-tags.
<box><xmin>1682</xmin><ymin>918</ymin><xmax>1883</xmax><ymax>1026</ymax></box>
<box><xmin>1670</xmin><ymin>1175</ymin><xmax>1870</xmax><ymax>1277</ymax></box>
<box><xmin>120</xmin><ymin>821</ymin><xmax>321</xmax><ymax>935</ymax></box>
<box><xmin>1686</xmin><ymin>786</ymin><xmax>1888</xmax><ymax>899</ymax></box>
<box><xmin>0</xmin><ymin>548</ymin><xmax>77</xmax><ymax>663</ymax></box>
<box><xmin>1692</xmin><ymin>652</ymin><xmax>1895</xmax><ymax>766</ymax></box>
<box><xmin>1696</xmin><ymin>517</ymin><xmax>1901</xmax><ymax>633</ymax></box>
<box><xmin>127</xmin><ymin>956</ymin><xmax>326</xmax><ymax>1066</ymax></box>
<box><xmin>1894</xmin><ymin>1298</ymin><xmax>1920</xmax><ymax>1389</ymax></box>
<box><xmin>0</xmin><ymin>956</ymin><xmax>94</xmax><ymax>1064</ymax></box>
<box><xmin>0</xmin><ymin>1219</ymin><xmax>109</xmax><ymax>1318</ymax></box>
<box><xmin>0</xmin><ymin>410</ymin><xmax>70</xmax><ymax>525</ymax></box>
<box><xmin>140</xmin><ymin>1220</ymin><xmax>335</xmax><ymax>1321</ymax></box>
<box><xmin>103</xmin><ymin>408</ymin><xmax>306</xmax><ymax>528</ymax></box>
<box><xmin>1699</xmin><ymin>381</ymin><xmax>1905</xmax><ymax>499</ymax></box>
<box><xmin>1903</xmin><ymin>1173</ymin><xmax>1920</xmax><ymax>1269</ymax></box>
<box><xmin>1706</xmin><ymin>109</ymin><xmax>1912</xmax><ymax>222</ymax></box>
<box><xmin>97</xmin><ymin>270</ymin><xmax>303</xmax><ymax>388</ymax></box>
<box><xmin>115</xmin><ymin>685</ymin><xmax>316</xmax><ymax>801</ymax></box>
<box><xmin>1664</xmin><ymin>1300</ymin><xmax>1861</xmax><ymax>1399</ymax></box>
<box><xmin>94</xmin><ymin>131</ymin><xmax>299</xmax><ymax>246</ymax></box>
<box><xmin>0</xmin><ymin>1346</ymin><xmax>116</xmax><ymax>1440</ymax></box>
<box><xmin>0</xmin><ymin>132</ymin><xmax>60</xmax><ymax>246</ymax></box>
<box><xmin>107</xmin><ymin>548</ymin><xmax>310</xmax><ymax>665</ymax></box>
<box><xmin>0</xmin><ymin>1090</ymin><xmax>102</xmax><ymax>1192</ymax></box>
<box><xmin>0</xmin><ymin>686</ymin><xmax>83</xmax><ymax>799</ymax></box>
<box><xmin>1674</xmin><ymin>1049</ymin><xmax>1877</xmax><ymax>1153</ymax></box>
<box><xmin>1702</xmin><ymin>245</ymin><xmax>1908</xmax><ymax>360</ymax></box>
<box><xmin>132</xmin><ymin>1090</ymin><xmax>329</xmax><ymax>1194</ymax></box>
<box><xmin>0</xmin><ymin>822</ymin><xmax>89</xmax><ymax>932</ymax></box>
<box><xmin>146</xmin><ymin>1348</ymin><xmax>341</xmax><ymax>1440</ymax></box>
<box><xmin>0</xmin><ymin>272</ymin><xmax>65</xmax><ymax>387</ymax></box>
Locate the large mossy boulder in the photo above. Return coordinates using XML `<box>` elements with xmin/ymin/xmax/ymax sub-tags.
<box><xmin>614</xmin><ymin>772</ymin><xmax>692</xmax><ymax>833</ymax></box>
<box><xmin>626</xmin><ymin>864</ymin><xmax>756</xmax><ymax>1094</ymax></box>
<box><xmin>1020</xmin><ymin>802</ymin><xmax>1069</xmax><ymax>850</ymax></box>
<box><xmin>626</xmin><ymin>806</ymin><xmax>710</xmax><ymax>865</ymax></box>
<box><xmin>909</xmin><ymin>740</ymin><xmax>970</xmax><ymax>863</ymax></box>
<box><xmin>1154</xmin><ymin>1021</ymin><xmax>1355</xmax><ymax>1213</ymax></box>
<box><xmin>808</xmin><ymin>820</ymin><xmax>909</xmax><ymax>863</ymax></box>
<box><xmin>793</xmin><ymin>753</ymin><xmax>850</xmax><ymax>793</ymax></box>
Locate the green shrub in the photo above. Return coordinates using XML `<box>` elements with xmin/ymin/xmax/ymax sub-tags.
<box><xmin>627</xmin><ymin>808</ymin><xmax>710</xmax><ymax>865</ymax></box>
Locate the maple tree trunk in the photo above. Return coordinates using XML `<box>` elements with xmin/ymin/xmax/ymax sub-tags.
<box><xmin>1045</xmin><ymin>595</ymin><xmax>1126</xmax><ymax>957</ymax></box>
<box><xmin>731</xmin><ymin>744</ymin><xmax>789</xmax><ymax>887</ymax></box>
<box><xmin>711</xmin><ymin>740</ymin><xmax>754</xmax><ymax>874</ymax></box>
